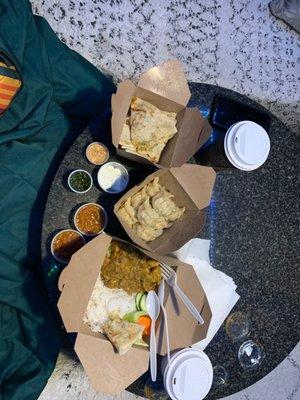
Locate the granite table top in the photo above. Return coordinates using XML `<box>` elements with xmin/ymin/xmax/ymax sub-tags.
<box><xmin>41</xmin><ymin>82</ymin><xmax>299</xmax><ymax>399</ymax></box>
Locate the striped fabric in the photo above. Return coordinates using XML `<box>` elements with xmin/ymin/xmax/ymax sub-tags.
<box><xmin>0</xmin><ymin>54</ymin><xmax>21</xmax><ymax>115</ymax></box>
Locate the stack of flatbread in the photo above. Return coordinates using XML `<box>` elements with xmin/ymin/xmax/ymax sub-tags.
<box><xmin>117</xmin><ymin>177</ymin><xmax>185</xmax><ymax>242</ymax></box>
<box><xmin>119</xmin><ymin>97</ymin><xmax>177</xmax><ymax>163</ymax></box>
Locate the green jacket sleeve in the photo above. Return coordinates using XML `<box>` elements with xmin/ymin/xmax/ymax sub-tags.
<box><xmin>0</xmin><ymin>1</ymin><xmax>116</xmax><ymax>399</ymax></box>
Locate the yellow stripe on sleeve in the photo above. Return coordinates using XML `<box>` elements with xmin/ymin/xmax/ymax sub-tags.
<box><xmin>0</xmin><ymin>61</ymin><xmax>16</xmax><ymax>70</ymax></box>
<box><xmin>0</xmin><ymin>75</ymin><xmax>21</xmax><ymax>88</ymax></box>
<box><xmin>0</xmin><ymin>97</ymin><xmax>11</xmax><ymax>106</ymax></box>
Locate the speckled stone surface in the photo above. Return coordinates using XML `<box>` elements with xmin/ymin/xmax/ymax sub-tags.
<box><xmin>31</xmin><ymin>0</ymin><xmax>300</xmax><ymax>136</ymax></box>
<box><xmin>41</xmin><ymin>83</ymin><xmax>299</xmax><ymax>399</ymax></box>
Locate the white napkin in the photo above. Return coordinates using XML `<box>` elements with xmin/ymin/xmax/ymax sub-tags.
<box><xmin>172</xmin><ymin>238</ymin><xmax>211</xmax><ymax>263</ymax></box>
<box><xmin>172</xmin><ymin>239</ymin><xmax>240</xmax><ymax>350</ymax></box>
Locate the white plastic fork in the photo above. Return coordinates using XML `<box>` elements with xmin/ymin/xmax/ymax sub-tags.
<box><xmin>160</xmin><ymin>263</ymin><xmax>204</xmax><ymax>325</ymax></box>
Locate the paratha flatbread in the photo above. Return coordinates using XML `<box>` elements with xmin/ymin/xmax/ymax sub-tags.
<box><xmin>119</xmin><ymin>97</ymin><xmax>177</xmax><ymax>163</ymax></box>
<box><xmin>131</xmin><ymin>96</ymin><xmax>157</xmax><ymax>114</ymax></box>
<box><xmin>103</xmin><ymin>318</ymin><xmax>143</xmax><ymax>355</ymax></box>
<box><xmin>130</xmin><ymin>107</ymin><xmax>176</xmax><ymax>145</ymax></box>
<box><xmin>119</xmin><ymin>121</ymin><xmax>136</xmax><ymax>151</ymax></box>
<box><xmin>147</xmin><ymin>142</ymin><xmax>166</xmax><ymax>162</ymax></box>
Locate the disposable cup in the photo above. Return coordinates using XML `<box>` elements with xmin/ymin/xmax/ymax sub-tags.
<box><xmin>224</xmin><ymin>121</ymin><xmax>270</xmax><ymax>171</ymax></box>
<box><xmin>161</xmin><ymin>348</ymin><xmax>213</xmax><ymax>400</ymax></box>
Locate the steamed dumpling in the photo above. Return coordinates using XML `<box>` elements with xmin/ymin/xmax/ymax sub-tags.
<box><xmin>151</xmin><ymin>189</ymin><xmax>174</xmax><ymax>215</ymax></box>
<box><xmin>137</xmin><ymin>198</ymin><xmax>170</xmax><ymax>230</ymax></box>
<box><xmin>117</xmin><ymin>206</ymin><xmax>136</xmax><ymax>228</ymax></box>
<box><xmin>165</xmin><ymin>206</ymin><xmax>185</xmax><ymax>222</ymax></box>
<box><xmin>152</xmin><ymin>189</ymin><xmax>185</xmax><ymax>222</ymax></box>
<box><xmin>146</xmin><ymin>177</ymin><xmax>162</xmax><ymax>197</ymax></box>
<box><xmin>131</xmin><ymin>186</ymin><xmax>148</xmax><ymax>209</ymax></box>
<box><xmin>124</xmin><ymin>198</ymin><xmax>137</xmax><ymax>223</ymax></box>
<box><xmin>134</xmin><ymin>223</ymin><xmax>163</xmax><ymax>242</ymax></box>
<box><xmin>118</xmin><ymin>176</ymin><xmax>185</xmax><ymax>243</ymax></box>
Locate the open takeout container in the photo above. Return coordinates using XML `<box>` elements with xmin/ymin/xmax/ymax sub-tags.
<box><xmin>111</xmin><ymin>60</ymin><xmax>212</xmax><ymax>168</ymax></box>
<box><xmin>114</xmin><ymin>163</ymin><xmax>216</xmax><ymax>254</ymax></box>
<box><xmin>57</xmin><ymin>234</ymin><xmax>212</xmax><ymax>395</ymax></box>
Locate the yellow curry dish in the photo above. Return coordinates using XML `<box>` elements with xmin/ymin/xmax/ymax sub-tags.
<box><xmin>100</xmin><ymin>241</ymin><xmax>162</xmax><ymax>295</ymax></box>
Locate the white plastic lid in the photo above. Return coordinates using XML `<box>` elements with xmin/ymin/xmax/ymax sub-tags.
<box><xmin>225</xmin><ymin>121</ymin><xmax>270</xmax><ymax>171</ymax></box>
<box><xmin>164</xmin><ymin>349</ymin><xmax>213</xmax><ymax>400</ymax></box>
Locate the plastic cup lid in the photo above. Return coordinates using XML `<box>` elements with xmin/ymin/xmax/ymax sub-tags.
<box><xmin>224</xmin><ymin>123</ymin><xmax>254</xmax><ymax>171</ymax></box>
<box><xmin>165</xmin><ymin>349</ymin><xmax>213</xmax><ymax>400</ymax></box>
<box><xmin>234</xmin><ymin>122</ymin><xmax>270</xmax><ymax>164</ymax></box>
<box><xmin>225</xmin><ymin>121</ymin><xmax>270</xmax><ymax>170</ymax></box>
<box><xmin>225</xmin><ymin>129</ymin><xmax>255</xmax><ymax>171</ymax></box>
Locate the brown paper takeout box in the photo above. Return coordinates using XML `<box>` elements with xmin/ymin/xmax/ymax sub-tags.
<box><xmin>111</xmin><ymin>60</ymin><xmax>212</xmax><ymax>168</ymax></box>
<box><xmin>57</xmin><ymin>234</ymin><xmax>212</xmax><ymax>395</ymax></box>
<box><xmin>114</xmin><ymin>163</ymin><xmax>216</xmax><ymax>254</ymax></box>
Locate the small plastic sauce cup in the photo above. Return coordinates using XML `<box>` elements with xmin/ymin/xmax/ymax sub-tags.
<box><xmin>68</xmin><ymin>169</ymin><xmax>93</xmax><ymax>194</ymax></box>
<box><xmin>51</xmin><ymin>229</ymin><xmax>85</xmax><ymax>264</ymax></box>
<box><xmin>74</xmin><ymin>203</ymin><xmax>108</xmax><ymax>236</ymax></box>
<box><xmin>85</xmin><ymin>142</ymin><xmax>109</xmax><ymax>165</ymax></box>
<box><xmin>97</xmin><ymin>161</ymin><xmax>129</xmax><ymax>194</ymax></box>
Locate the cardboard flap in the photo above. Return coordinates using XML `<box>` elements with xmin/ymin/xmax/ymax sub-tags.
<box><xmin>58</xmin><ymin>265</ymin><xmax>71</xmax><ymax>292</ymax></box>
<box><xmin>170</xmin><ymin>164</ymin><xmax>216</xmax><ymax>210</ymax></box>
<box><xmin>111</xmin><ymin>80</ymin><xmax>136</xmax><ymax>147</ymax></box>
<box><xmin>151</xmin><ymin>211</ymin><xmax>206</xmax><ymax>254</ymax></box>
<box><xmin>142</xmin><ymin>249</ymin><xmax>191</xmax><ymax>268</ymax></box>
<box><xmin>169</xmin><ymin>107</ymin><xmax>212</xmax><ymax>167</ymax></box>
<box><xmin>138</xmin><ymin>60</ymin><xmax>191</xmax><ymax>106</ymax></box>
<box><xmin>57</xmin><ymin>234</ymin><xmax>112</xmax><ymax>332</ymax></box>
<box><xmin>200</xmin><ymin>115</ymin><xmax>214</xmax><ymax>147</ymax></box>
<box><xmin>75</xmin><ymin>333</ymin><xmax>149</xmax><ymax>395</ymax></box>
<box><xmin>157</xmin><ymin>262</ymin><xmax>212</xmax><ymax>354</ymax></box>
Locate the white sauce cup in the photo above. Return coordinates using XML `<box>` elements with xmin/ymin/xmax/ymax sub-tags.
<box><xmin>97</xmin><ymin>161</ymin><xmax>129</xmax><ymax>194</ymax></box>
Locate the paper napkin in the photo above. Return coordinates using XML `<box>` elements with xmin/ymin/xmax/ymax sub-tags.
<box><xmin>173</xmin><ymin>239</ymin><xmax>240</xmax><ymax>350</ymax></box>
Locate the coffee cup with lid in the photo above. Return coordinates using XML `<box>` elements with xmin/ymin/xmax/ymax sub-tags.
<box><xmin>161</xmin><ymin>348</ymin><xmax>213</xmax><ymax>400</ymax></box>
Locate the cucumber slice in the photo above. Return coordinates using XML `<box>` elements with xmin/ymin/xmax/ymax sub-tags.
<box><xmin>139</xmin><ymin>293</ymin><xmax>147</xmax><ymax>313</ymax></box>
<box><xmin>134</xmin><ymin>338</ymin><xmax>148</xmax><ymax>348</ymax></box>
<box><xmin>135</xmin><ymin>292</ymin><xmax>143</xmax><ymax>310</ymax></box>
<box><xmin>123</xmin><ymin>311</ymin><xmax>146</xmax><ymax>323</ymax></box>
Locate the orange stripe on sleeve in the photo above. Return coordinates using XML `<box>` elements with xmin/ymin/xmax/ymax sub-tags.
<box><xmin>0</xmin><ymin>82</ymin><xmax>19</xmax><ymax>91</ymax></box>
<box><xmin>0</xmin><ymin>92</ymin><xmax>13</xmax><ymax>100</ymax></box>
<box><xmin>0</xmin><ymin>88</ymin><xmax>15</xmax><ymax>96</ymax></box>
